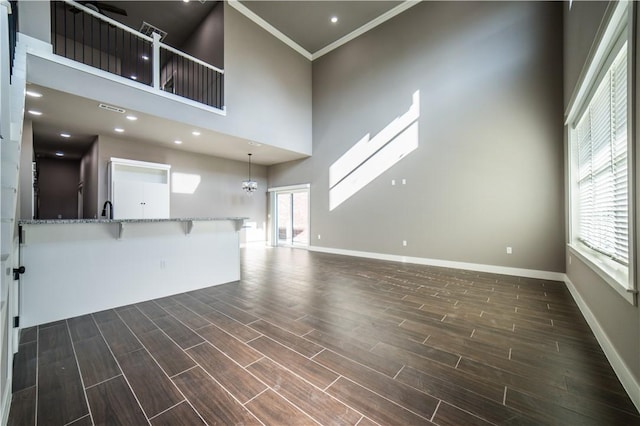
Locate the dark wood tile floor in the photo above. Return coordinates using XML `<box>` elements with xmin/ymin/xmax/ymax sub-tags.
<box><xmin>8</xmin><ymin>247</ymin><xmax>640</xmax><ymax>425</ymax></box>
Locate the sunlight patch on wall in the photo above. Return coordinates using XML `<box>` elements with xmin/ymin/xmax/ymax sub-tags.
<box><xmin>172</xmin><ymin>172</ymin><xmax>201</xmax><ymax>194</ymax></box>
<box><xmin>329</xmin><ymin>91</ymin><xmax>420</xmax><ymax>211</ymax></box>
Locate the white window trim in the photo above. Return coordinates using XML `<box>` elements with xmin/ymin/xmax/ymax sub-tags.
<box><xmin>565</xmin><ymin>0</ymin><xmax>638</xmax><ymax>305</ymax></box>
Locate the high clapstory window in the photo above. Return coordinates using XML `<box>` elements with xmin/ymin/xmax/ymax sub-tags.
<box><xmin>567</xmin><ymin>0</ymin><xmax>635</xmax><ymax>304</ymax></box>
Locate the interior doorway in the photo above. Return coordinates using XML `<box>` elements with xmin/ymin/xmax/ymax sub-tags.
<box><xmin>270</xmin><ymin>185</ymin><xmax>310</xmax><ymax>247</ymax></box>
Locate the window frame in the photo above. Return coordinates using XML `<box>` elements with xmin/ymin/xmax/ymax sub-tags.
<box><xmin>566</xmin><ymin>0</ymin><xmax>637</xmax><ymax>305</ymax></box>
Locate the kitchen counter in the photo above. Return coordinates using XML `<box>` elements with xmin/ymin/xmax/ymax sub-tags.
<box><xmin>18</xmin><ymin>217</ymin><xmax>247</xmax><ymax>327</ymax></box>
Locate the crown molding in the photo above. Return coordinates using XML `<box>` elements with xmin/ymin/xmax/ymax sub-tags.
<box><xmin>229</xmin><ymin>0</ymin><xmax>421</xmax><ymax>62</ymax></box>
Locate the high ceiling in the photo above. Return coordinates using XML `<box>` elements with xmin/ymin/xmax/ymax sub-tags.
<box><xmin>29</xmin><ymin>1</ymin><xmax>413</xmax><ymax>165</ymax></box>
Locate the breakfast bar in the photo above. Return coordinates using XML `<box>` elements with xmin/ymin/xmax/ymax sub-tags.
<box><xmin>18</xmin><ymin>217</ymin><xmax>246</xmax><ymax>327</ymax></box>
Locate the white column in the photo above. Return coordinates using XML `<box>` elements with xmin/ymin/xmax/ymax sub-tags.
<box><xmin>152</xmin><ymin>32</ymin><xmax>160</xmax><ymax>90</ymax></box>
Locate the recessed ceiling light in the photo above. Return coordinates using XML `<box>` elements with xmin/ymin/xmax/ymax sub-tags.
<box><xmin>141</xmin><ymin>54</ymin><xmax>149</xmax><ymax>61</ymax></box>
<box><xmin>114</xmin><ymin>128</ymin><xmax>124</xmax><ymax>133</ymax></box>
<box><xmin>192</xmin><ymin>130</ymin><xmax>201</xmax><ymax>136</ymax></box>
<box><xmin>174</xmin><ymin>140</ymin><xmax>183</xmax><ymax>145</ymax></box>
<box><xmin>131</xmin><ymin>75</ymin><xmax>137</xmax><ymax>80</ymax></box>
<box><xmin>60</xmin><ymin>133</ymin><xmax>71</xmax><ymax>138</ymax></box>
<box><xmin>183</xmin><ymin>0</ymin><xmax>190</xmax><ymax>3</ymax></box>
<box><xmin>28</xmin><ymin>110</ymin><xmax>42</xmax><ymax>116</ymax></box>
<box><xmin>330</xmin><ymin>16</ymin><xmax>338</xmax><ymax>24</ymax></box>
<box><xmin>26</xmin><ymin>90</ymin><xmax>43</xmax><ymax>98</ymax></box>
<box><xmin>55</xmin><ymin>151</ymin><xmax>64</xmax><ymax>157</ymax></box>
<box><xmin>126</xmin><ymin>115</ymin><xmax>138</xmax><ymax>121</ymax></box>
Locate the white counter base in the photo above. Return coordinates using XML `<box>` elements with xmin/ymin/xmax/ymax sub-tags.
<box><xmin>19</xmin><ymin>219</ymin><xmax>242</xmax><ymax>327</ymax></box>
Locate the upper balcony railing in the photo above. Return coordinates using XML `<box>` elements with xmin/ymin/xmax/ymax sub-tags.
<box><xmin>51</xmin><ymin>0</ymin><xmax>224</xmax><ymax>109</ymax></box>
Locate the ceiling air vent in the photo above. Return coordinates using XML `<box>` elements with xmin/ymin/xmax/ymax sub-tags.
<box><xmin>139</xmin><ymin>21</ymin><xmax>168</xmax><ymax>42</ymax></box>
<box><xmin>98</xmin><ymin>103</ymin><xmax>126</xmax><ymax>114</ymax></box>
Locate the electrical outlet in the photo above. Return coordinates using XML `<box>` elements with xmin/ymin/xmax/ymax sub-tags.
<box><xmin>391</xmin><ymin>179</ymin><xmax>396</xmax><ymax>186</ymax></box>
<box><xmin>317</xmin><ymin>234</ymin><xmax>321</xmax><ymax>240</ymax></box>
<box><xmin>402</xmin><ymin>179</ymin><xmax>406</xmax><ymax>185</ymax></box>
<box><xmin>402</xmin><ymin>240</ymin><xmax>407</xmax><ymax>246</ymax></box>
<box><xmin>506</xmin><ymin>247</ymin><xmax>512</xmax><ymax>255</ymax></box>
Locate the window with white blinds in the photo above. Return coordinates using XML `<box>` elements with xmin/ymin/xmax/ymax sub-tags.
<box><xmin>574</xmin><ymin>43</ymin><xmax>628</xmax><ymax>265</ymax></box>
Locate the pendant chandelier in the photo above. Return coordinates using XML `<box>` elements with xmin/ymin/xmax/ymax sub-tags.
<box><xmin>242</xmin><ymin>153</ymin><xmax>258</xmax><ymax>193</ymax></box>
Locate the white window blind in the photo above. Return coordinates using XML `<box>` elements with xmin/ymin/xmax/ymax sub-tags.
<box><xmin>574</xmin><ymin>43</ymin><xmax>628</xmax><ymax>265</ymax></box>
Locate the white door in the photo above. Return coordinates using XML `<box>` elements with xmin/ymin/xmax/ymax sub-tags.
<box><xmin>142</xmin><ymin>182</ymin><xmax>170</xmax><ymax>219</ymax></box>
<box><xmin>113</xmin><ymin>180</ymin><xmax>145</xmax><ymax>219</ymax></box>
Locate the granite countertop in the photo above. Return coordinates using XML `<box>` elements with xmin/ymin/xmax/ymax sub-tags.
<box><xmin>19</xmin><ymin>217</ymin><xmax>248</xmax><ymax>225</ymax></box>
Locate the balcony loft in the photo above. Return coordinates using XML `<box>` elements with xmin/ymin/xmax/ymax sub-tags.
<box><xmin>51</xmin><ymin>0</ymin><xmax>224</xmax><ymax>110</ymax></box>
<box><xmin>12</xmin><ymin>0</ymin><xmax>312</xmax><ymax>162</ymax></box>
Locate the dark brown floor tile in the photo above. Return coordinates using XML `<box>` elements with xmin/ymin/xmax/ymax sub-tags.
<box><xmin>137</xmin><ymin>329</ymin><xmax>196</xmax><ymax>377</ymax></box>
<box><xmin>246</xmin><ymin>389</ymin><xmax>316</xmax><ymax>425</ymax></box>
<box><xmin>326</xmin><ymin>377</ymin><xmax>433</xmax><ymax>425</ymax></box>
<box><xmin>66</xmin><ymin>414</ymin><xmax>93</xmax><ymax>425</ymax></box>
<box><xmin>7</xmin><ymin>386</ymin><xmax>35</xmax><ymax>426</ymax></box>
<box><xmin>152</xmin><ymin>315</ymin><xmax>203</xmax><ymax>349</ymax></box>
<box><xmin>505</xmin><ymin>387</ymin><xmax>606</xmax><ymax>425</ymax></box>
<box><xmin>207</xmin><ymin>300</ymin><xmax>259</xmax><ymax>324</ymax></box>
<box><xmin>247</xmin><ymin>357</ymin><xmax>362</xmax><ymax>425</ymax></box>
<box><xmin>67</xmin><ymin>315</ymin><xmax>100</xmax><ymax>342</ymax></box>
<box><xmin>12</xmin><ymin>342</ymin><xmax>36</xmax><ymax>392</ymax></box>
<box><xmin>136</xmin><ymin>301</ymin><xmax>169</xmax><ymax>320</ymax></box>
<box><xmin>432</xmin><ymin>401</ymin><xmax>494</xmax><ymax>426</ymax></box>
<box><xmin>38</xmin><ymin>322</ymin><xmax>74</xmax><ymax>365</ymax></box>
<box><xmin>456</xmin><ymin>356</ymin><xmax>567</xmax><ymax>394</ymax></box>
<box><xmin>39</xmin><ymin>319</ymin><xmax>67</xmax><ymax>329</ymax></box>
<box><xmin>372</xmin><ymin>339</ymin><xmax>459</xmax><ymax>370</ymax></box>
<box><xmin>117</xmin><ymin>307</ymin><xmax>158</xmax><ymax>336</ymax></box>
<box><xmin>93</xmin><ymin>315</ymin><xmax>142</xmax><ymax>358</ymax></box>
<box><xmin>314</xmin><ymin>349</ymin><xmax>438</xmax><ymax>420</ymax></box>
<box><xmin>150</xmin><ymin>401</ymin><xmax>205</xmax><ymax>426</ymax></box>
<box><xmin>176</xmin><ymin>295</ymin><xmax>262</xmax><ymax>342</ymax></box>
<box><xmin>306</xmin><ymin>329</ymin><xmax>403</xmax><ymax>377</ymax></box>
<box><xmin>172</xmin><ymin>367</ymin><xmax>260</xmax><ymax>425</ymax></box>
<box><xmin>117</xmin><ymin>348</ymin><xmax>184</xmax><ymax>418</ymax></box>
<box><xmin>196</xmin><ymin>325</ymin><xmax>262</xmax><ymax>367</ymax></box>
<box><xmin>565</xmin><ymin>374</ymin><xmax>638</xmax><ymax>414</ymax></box>
<box><xmin>92</xmin><ymin>309</ymin><xmax>120</xmax><ymax>324</ymax></box>
<box><xmin>187</xmin><ymin>342</ymin><xmax>266</xmax><ymax>404</ymax></box>
<box><xmin>73</xmin><ymin>335</ymin><xmax>121</xmax><ymax>387</ymax></box>
<box><xmin>248</xmin><ymin>319</ymin><xmax>324</xmax><ymax>357</ymax></box>
<box><xmin>19</xmin><ymin>326</ymin><xmax>37</xmax><ymax>344</ymax></box>
<box><xmin>38</xmin><ymin>357</ymin><xmax>89</xmax><ymax>425</ymax></box>
<box><xmin>162</xmin><ymin>302</ymin><xmax>210</xmax><ymax>330</ymax></box>
<box><xmin>249</xmin><ymin>336</ymin><xmax>338</xmax><ymax>389</ymax></box>
<box><xmin>396</xmin><ymin>365</ymin><xmax>516</xmax><ymax>424</ymax></box>
<box><xmin>86</xmin><ymin>375</ymin><xmax>148</xmax><ymax>425</ymax></box>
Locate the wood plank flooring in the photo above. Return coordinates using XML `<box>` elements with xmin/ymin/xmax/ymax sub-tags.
<box><xmin>8</xmin><ymin>247</ymin><xmax>640</xmax><ymax>425</ymax></box>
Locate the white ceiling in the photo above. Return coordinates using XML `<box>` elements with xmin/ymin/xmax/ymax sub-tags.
<box><xmin>29</xmin><ymin>1</ymin><xmax>414</xmax><ymax>165</ymax></box>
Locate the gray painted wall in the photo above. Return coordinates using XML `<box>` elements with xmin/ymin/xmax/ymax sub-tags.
<box><xmin>180</xmin><ymin>1</ymin><xmax>224</xmax><ymax>69</ymax></box>
<box><xmin>17</xmin><ymin>0</ymin><xmax>50</xmax><ymax>44</ymax></box>
<box><xmin>269</xmin><ymin>1</ymin><xmax>565</xmax><ymax>273</ymax></box>
<box><xmin>37</xmin><ymin>158</ymin><xmax>79</xmax><ymax>219</ymax></box>
<box><xmin>80</xmin><ymin>139</ymin><xmax>99</xmax><ymax>218</ymax></box>
<box><xmin>96</xmin><ymin>135</ymin><xmax>267</xmax><ymax>241</ymax></box>
<box><xmin>563</xmin><ymin>0</ymin><xmax>640</xmax><ymax>396</ymax></box>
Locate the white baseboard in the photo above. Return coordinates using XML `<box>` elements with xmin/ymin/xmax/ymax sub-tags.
<box><xmin>307</xmin><ymin>245</ymin><xmax>565</xmax><ymax>281</ymax></box>
<box><xmin>564</xmin><ymin>276</ymin><xmax>640</xmax><ymax>413</ymax></box>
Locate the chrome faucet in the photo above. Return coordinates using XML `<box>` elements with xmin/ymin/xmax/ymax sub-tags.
<box><xmin>101</xmin><ymin>201</ymin><xmax>113</xmax><ymax>219</ymax></box>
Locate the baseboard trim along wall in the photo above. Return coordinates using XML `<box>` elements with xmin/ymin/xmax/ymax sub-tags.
<box><xmin>307</xmin><ymin>245</ymin><xmax>566</xmax><ymax>281</ymax></box>
<box><xmin>564</xmin><ymin>276</ymin><xmax>640</xmax><ymax>413</ymax></box>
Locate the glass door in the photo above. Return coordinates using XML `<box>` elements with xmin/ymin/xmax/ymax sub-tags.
<box><xmin>274</xmin><ymin>186</ymin><xmax>309</xmax><ymax>247</ymax></box>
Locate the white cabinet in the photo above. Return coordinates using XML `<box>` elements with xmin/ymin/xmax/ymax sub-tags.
<box><xmin>109</xmin><ymin>158</ymin><xmax>171</xmax><ymax>219</ymax></box>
